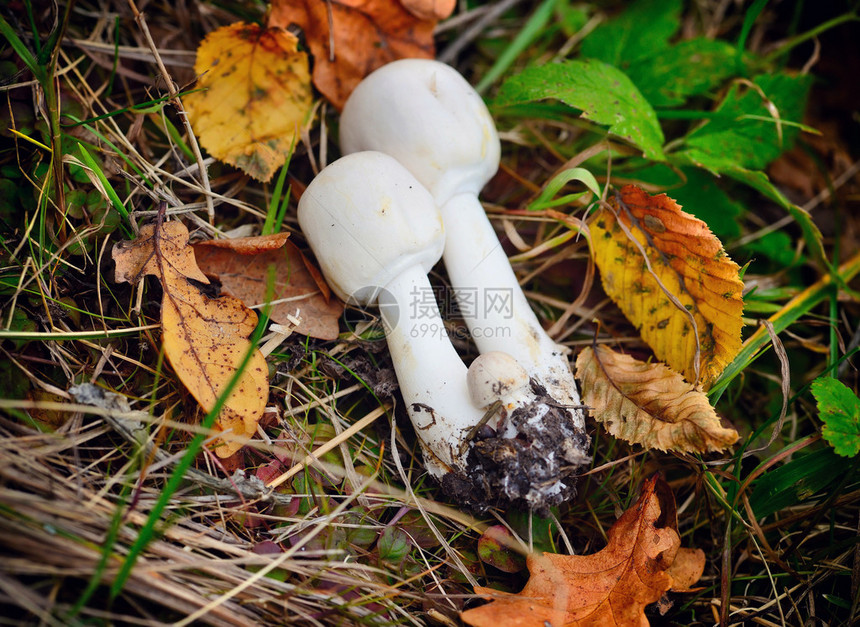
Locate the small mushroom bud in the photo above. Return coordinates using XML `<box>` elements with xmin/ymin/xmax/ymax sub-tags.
<box><xmin>467</xmin><ymin>352</ymin><xmax>529</xmax><ymax>409</ymax></box>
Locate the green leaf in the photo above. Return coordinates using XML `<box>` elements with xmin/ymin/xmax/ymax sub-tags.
<box><xmin>684</xmin><ymin>73</ymin><xmax>812</xmax><ymax>170</ymax></box>
<box><xmin>749</xmin><ymin>446</ymin><xmax>854</xmax><ymax>517</ymax></box>
<box><xmin>628</xmin><ymin>38</ymin><xmax>737</xmax><ymax>107</ymax></box>
<box><xmin>630</xmin><ymin>164</ymin><xmax>743</xmax><ymax>239</ymax></box>
<box><xmin>811</xmin><ymin>377</ymin><xmax>860</xmax><ymax>457</ymax></box>
<box><xmin>477</xmin><ymin>525</ymin><xmax>526</xmax><ymax>573</ymax></box>
<box><xmin>674</xmin><ymin>154</ymin><xmax>825</xmax><ymax>269</ymax></box>
<box><xmin>495</xmin><ymin>59</ymin><xmax>665</xmax><ymax>160</ymax></box>
<box><xmin>580</xmin><ymin>0</ymin><xmax>681</xmax><ymax>67</ymax></box>
<box><xmin>377</xmin><ymin>526</ymin><xmax>411</xmax><ymax>564</ymax></box>
<box><xmin>744</xmin><ymin>231</ymin><xmax>801</xmax><ymax>268</ymax></box>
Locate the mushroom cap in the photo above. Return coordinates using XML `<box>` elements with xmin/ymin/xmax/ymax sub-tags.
<box><xmin>467</xmin><ymin>351</ymin><xmax>530</xmax><ymax>408</ymax></box>
<box><xmin>340</xmin><ymin>59</ymin><xmax>501</xmax><ymax>206</ymax></box>
<box><xmin>297</xmin><ymin>151</ymin><xmax>444</xmax><ymax>303</ymax></box>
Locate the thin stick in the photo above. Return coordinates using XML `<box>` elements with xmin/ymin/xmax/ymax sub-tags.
<box><xmin>126</xmin><ymin>0</ymin><xmax>215</xmax><ymax>223</ymax></box>
<box><xmin>265</xmin><ymin>406</ymin><xmax>387</xmax><ymax>490</ymax></box>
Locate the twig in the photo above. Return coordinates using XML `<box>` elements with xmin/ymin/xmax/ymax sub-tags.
<box><xmin>437</xmin><ymin>0</ymin><xmax>525</xmax><ymax>64</ymax></box>
<box><xmin>126</xmin><ymin>0</ymin><xmax>215</xmax><ymax>224</ymax></box>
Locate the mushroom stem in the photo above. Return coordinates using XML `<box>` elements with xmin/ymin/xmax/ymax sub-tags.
<box><xmin>441</xmin><ymin>193</ymin><xmax>584</xmax><ymax>417</ymax></box>
<box><xmin>378</xmin><ymin>264</ymin><xmax>480</xmax><ymax>475</ymax></box>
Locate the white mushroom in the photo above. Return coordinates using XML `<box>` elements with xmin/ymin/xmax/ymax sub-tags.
<box><xmin>340</xmin><ymin>60</ymin><xmax>591</xmax><ymax>510</ymax></box>
<box><xmin>297</xmin><ymin>151</ymin><xmax>483</xmax><ymax>479</ymax></box>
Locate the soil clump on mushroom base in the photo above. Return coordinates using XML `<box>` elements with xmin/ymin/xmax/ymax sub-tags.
<box><xmin>441</xmin><ymin>380</ymin><xmax>591</xmax><ymax>516</ymax></box>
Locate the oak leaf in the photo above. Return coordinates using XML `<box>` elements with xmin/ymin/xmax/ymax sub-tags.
<box><xmin>588</xmin><ymin>185</ymin><xmax>744</xmax><ymax>385</ymax></box>
<box><xmin>112</xmin><ymin>220</ymin><xmax>268</xmax><ymax>457</ymax></box>
<box><xmin>194</xmin><ymin>233</ymin><xmax>344</xmax><ymax>341</ymax></box>
<box><xmin>184</xmin><ymin>23</ymin><xmax>313</xmax><ymax>182</ymax></box>
<box><xmin>461</xmin><ymin>476</ymin><xmax>680</xmax><ymax>626</ymax></box>
<box><xmin>268</xmin><ymin>0</ymin><xmax>453</xmax><ymax>109</ymax></box>
<box><xmin>400</xmin><ymin>0</ymin><xmax>456</xmax><ymax>20</ymax></box>
<box><xmin>575</xmin><ymin>345</ymin><xmax>738</xmax><ymax>453</ymax></box>
<box><xmin>667</xmin><ymin>547</ymin><xmax>706</xmax><ymax>592</ymax></box>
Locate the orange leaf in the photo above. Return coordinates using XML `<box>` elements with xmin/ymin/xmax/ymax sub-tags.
<box><xmin>400</xmin><ymin>0</ymin><xmax>456</xmax><ymax>20</ymax></box>
<box><xmin>196</xmin><ymin>232</ymin><xmax>291</xmax><ymax>254</ymax></box>
<box><xmin>268</xmin><ymin>0</ymin><xmax>444</xmax><ymax>109</ymax></box>
<box><xmin>588</xmin><ymin>185</ymin><xmax>744</xmax><ymax>385</ymax></box>
<box><xmin>668</xmin><ymin>547</ymin><xmax>706</xmax><ymax>592</ymax></box>
<box><xmin>194</xmin><ymin>234</ymin><xmax>343</xmax><ymax>341</ymax></box>
<box><xmin>112</xmin><ymin>220</ymin><xmax>268</xmax><ymax>457</ymax></box>
<box><xmin>575</xmin><ymin>345</ymin><xmax>739</xmax><ymax>453</ymax></box>
<box><xmin>184</xmin><ymin>23</ymin><xmax>313</xmax><ymax>182</ymax></box>
<box><xmin>461</xmin><ymin>476</ymin><xmax>680</xmax><ymax>626</ymax></box>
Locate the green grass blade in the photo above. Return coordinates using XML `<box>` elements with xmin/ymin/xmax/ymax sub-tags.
<box><xmin>75</xmin><ymin>143</ymin><xmax>132</xmax><ymax>236</ymax></box>
<box><xmin>476</xmin><ymin>0</ymin><xmax>559</xmax><ymax>94</ymax></box>
<box><xmin>0</xmin><ymin>15</ymin><xmax>45</xmax><ymax>82</ymax></box>
<box><xmin>709</xmin><ymin>250</ymin><xmax>860</xmax><ymax>401</ymax></box>
<box><xmin>262</xmin><ymin>141</ymin><xmax>295</xmax><ymax>235</ymax></box>
<box><xmin>109</xmin><ymin>310</ymin><xmax>271</xmax><ymax>599</ymax></box>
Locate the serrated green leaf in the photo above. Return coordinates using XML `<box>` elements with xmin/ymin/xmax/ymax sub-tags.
<box><xmin>628</xmin><ymin>38</ymin><xmax>737</xmax><ymax>107</ymax></box>
<box><xmin>495</xmin><ymin>59</ymin><xmax>665</xmax><ymax>160</ymax></box>
<box><xmin>811</xmin><ymin>377</ymin><xmax>860</xmax><ymax>457</ymax></box>
<box><xmin>580</xmin><ymin>0</ymin><xmax>681</xmax><ymax>67</ymax></box>
<box><xmin>684</xmin><ymin>73</ymin><xmax>812</xmax><ymax>170</ymax></box>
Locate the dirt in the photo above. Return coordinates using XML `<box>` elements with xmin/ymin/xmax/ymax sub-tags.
<box><xmin>441</xmin><ymin>379</ymin><xmax>591</xmax><ymax>516</ymax></box>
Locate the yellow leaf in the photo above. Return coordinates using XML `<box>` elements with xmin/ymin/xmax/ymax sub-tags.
<box><xmin>575</xmin><ymin>345</ymin><xmax>739</xmax><ymax>453</ymax></box>
<box><xmin>462</xmin><ymin>476</ymin><xmax>680</xmax><ymax>627</ymax></box>
<box><xmin>112</xmin><ymin>220</ymin><xmax>268</xmax><ymax>457</ymax></box>
<box><xmin>185</xmin><ymin>23</ymin><xmax>313</xmax><ymax>182</ymax></box>
<box><xmin>589</xmin><ymin>185</ymin><xmax>744</xmax><ymax>385</ymax></box>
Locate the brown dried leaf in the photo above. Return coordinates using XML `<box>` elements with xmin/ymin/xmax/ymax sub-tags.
<box><xmin>268</xmin><ymin>0</ymin><xmax>443</xmax><ymax>109</ymax></box>
<box><xmin>194</xmin><ymin>234</ymin><xmax>343</xmax><ymax>341</ymax></box>
<box><xmin>668</xmin><ymin>547</ymin><xmax>706</xmax><ymax>592</ymax></box>
<box><xmin>588</xmin><ymin>185</ymin><xmax>744</xmax><ymax>385</ymax></box>
<box><xmin>400</xmin><ymin>0</ymin><xmax>456</xmax><ymax>20</ymax></box>
<box><xmin>461</xmin><ymin>476</ymin><xmax>680</xmax><ymax>626</ymax></box>
<box><xmin>575</xmin><ymin>345</ymin><xmax>738</xmax><ymax>453</ymax></box>
<box><xmin>112</xmin><ymin>220</ymin><xmax>268</xmax><ymax>457</ymax></box>
<box><xmin>184</xmin><ymin>23</ymin><xmax>313</xmax><ymax>182</ymax></box>
<box><xmin>197</xmin><ymin>232</ymin><xmax>291</xmax><ymax>254</ymax></box>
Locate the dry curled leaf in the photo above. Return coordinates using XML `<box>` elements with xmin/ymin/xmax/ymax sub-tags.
<box><xmin>268</xmin><ymin>0</ymin><xmax>451</xmax><ymax>109</ymax></box>
<box><xmin>589</xmin><ymin>185</ymin><xmax>744</xmax><ymax>385</ymax></box>
<box><xmin>194</xmin><ymin>234</ymin><xmax>343</xmax><ymax>341</ymax></box>
<box><xmin>575</xmin><ymin>345</ymin><xmax>739</xmax><ymax>453</ymax></box>
<box><xmin>667</xmin><ymin>547</ymin><xmax>706</xmax><ymax>592</ymax></box>
<box><xmin>462</xmin><ymin>476</ymin><xmax>680</xmax><ymax>626</ymax></box>
<box><xmin>112</xmin><ymin>219</ymin><xmax>268</xmax><ymax>457</ymax></box>
<box><xmin>400</xmin><ymin>0</ymin><xmax>456</xmax><ymax>20</ymax></box>
<box><xmin>184</xmin><ymin>23</ymin><xmax>313</xmax><ymax>182</ymax></box>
